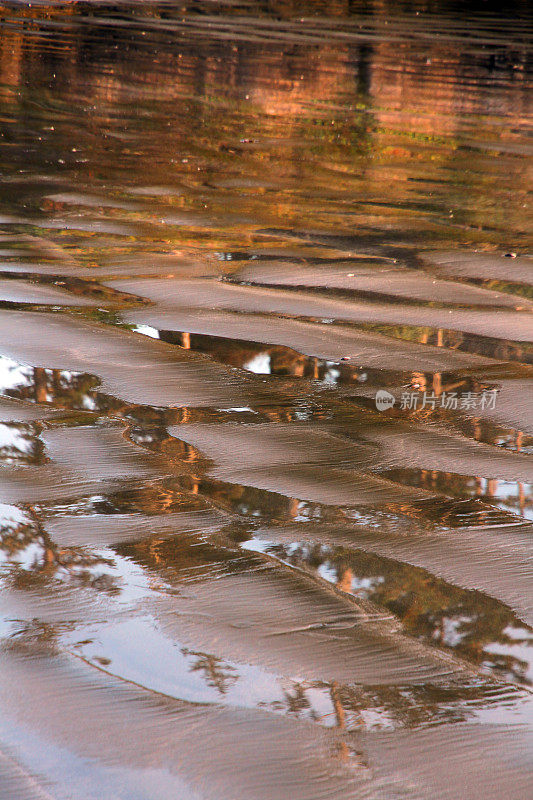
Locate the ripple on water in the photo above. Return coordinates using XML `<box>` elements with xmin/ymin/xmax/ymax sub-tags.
<box><xmin>0</xmin><ymin>1</ymin><xmax>532</xmax><ymax>798</ymax></box>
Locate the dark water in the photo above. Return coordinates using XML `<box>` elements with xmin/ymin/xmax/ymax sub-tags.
<box><xmin>0</xmin><ymin>2</ymin><xmax>532</xmax><ymax>798</ymax></box>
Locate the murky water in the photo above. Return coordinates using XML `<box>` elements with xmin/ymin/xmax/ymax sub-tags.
<box><xmin>0</xmin><ymin>1</ymin><xmax>532</xmax><ymax>798</ymax></box>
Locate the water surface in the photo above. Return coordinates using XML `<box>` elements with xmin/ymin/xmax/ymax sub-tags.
<box><xmin>0</xmin><ymin>2</ymin><xmax>532</xmax><ymax>798</ymax></box>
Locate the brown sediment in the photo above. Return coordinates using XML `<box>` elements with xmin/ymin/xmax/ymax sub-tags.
<box><xmin>0</xmin><ymin>309</ymin><xmax>270</xmax><ymax>408</ymax></box>
<box><xmin>0</xmin><ymin>2</ymin><xmax>532</xmax><ymax>798</ymax></box>
<box><xmin>422</xmin><ymin>251</ymin><xmax>533</xmax><ymax>286</ymax></box>
<box><xmin>108</xmin><ymin>277</ymin><xmax>533</xmax><ymax>343</ymax></box>
<box><xmin>0</xmin><ymin>278</ymin><xmax>98</xmax><ymax>306</ymax></box>
<box><xmin>228</xmin><ymin>259</ymin><xmax>533</xmax><ymax>309</ymax></box>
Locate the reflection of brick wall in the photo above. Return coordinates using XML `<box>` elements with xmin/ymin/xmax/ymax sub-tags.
<box><xmin>0</xmin><ymin>6</ymin><xmax>530</xmax><ymax>237</ymax></box>
<box><xmin>0</xmin><ymin>31</ymin><xmax>22</xmax><ymax>87</ymax></box>
<box><xmin>371</xmin><ymin>41</ymin><xmax>531</xmax><ymax>140</ymax></box>
<box><xmin>1</xmin><ymin>9</ymin><xmax>530</xmax><ymax>139</ymax></box>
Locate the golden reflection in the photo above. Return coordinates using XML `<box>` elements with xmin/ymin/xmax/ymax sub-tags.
<box><xmin>263</xmin><ymin>539</ymin><xmax>533</xmax><ymax>686</ymax></box>
<box><xmin>0</xmin><ymin>4</ymin><xmax>531</xmax><ymax>795</ymax></box>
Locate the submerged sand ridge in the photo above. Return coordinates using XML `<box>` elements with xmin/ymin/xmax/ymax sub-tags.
<box><xmin>0</xmin><ymin>2</ymin><xmax>532</xmax><ymax>798</ymax></box>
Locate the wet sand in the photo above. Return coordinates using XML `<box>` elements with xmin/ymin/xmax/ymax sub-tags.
<box><xmin>0</xmin><ymin>1</ymin><xmax>532</xmax><ymax>799</ymax></box>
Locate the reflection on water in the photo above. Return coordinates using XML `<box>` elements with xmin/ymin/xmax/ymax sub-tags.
<box><xmin>0</xmin><ymin>1</ymin><xmax>532</xmax><ymax>798</ymax></box>
<box><xmin>243</xmin><ymin>537</ymin><xmax>533</xmax><ymax>686</ymax></box>
<box><xmin>157</xmin><ymin>327</ymin><xmax>391</xmax><ymax>383</ymax></box>
<box><xmin>0</xmin><ymin>422</ymin><xmax>45</xmax><ymax>465</ymax></box>
<box><xmin>0</xmin><ymin>355</ymin><xmax>103</xmax><ymax>410</ymax></box>
<box><xmin>383</xmin><ymin>467</ymin><xmax>533</xmax><ymax>521</ymax></box>
<box><xmin>0</xmin><ymin>503</ymin><xmax>120</xmax><ymax>594</ymax></box>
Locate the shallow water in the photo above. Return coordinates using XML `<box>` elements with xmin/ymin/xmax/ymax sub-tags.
<box><xmin>0</xmin><ymin>1</ymin><xmax>532</xmax><ymax>798</ymax></box>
